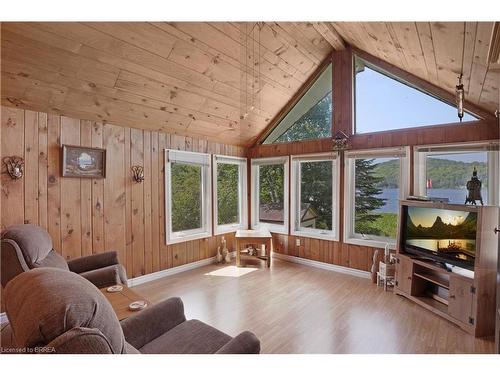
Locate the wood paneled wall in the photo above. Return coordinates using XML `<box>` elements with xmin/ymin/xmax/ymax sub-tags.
<box><xmin>0</xmin><ymin>105</ymin><xmax>245</xmax><ymax>279</ymax></box>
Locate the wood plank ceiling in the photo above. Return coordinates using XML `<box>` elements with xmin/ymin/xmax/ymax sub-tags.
<box><xmin>1</xmin><ymin>22</ymin><xmax>498</xmax><ymax>146</ymax></box>
<box><xmin>0</xmin><ymin>22</ymin><xmax>332</xmax><ymax>146</ymax></box>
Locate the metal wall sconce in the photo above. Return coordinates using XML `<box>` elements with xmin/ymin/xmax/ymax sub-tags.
<box><xmin>332</xmin><ymin>130</ymin><xmax>350</xmax><ymax>152</ymax></box>
<box><xmin>3</xmin><ymin>156</ymin><xmax>24</xmax><ymax>180</ymax></box>
<box><xmin>131</xmin><ymin>165</ymin><xmax>145</xmax><ymax>183</ymax></box>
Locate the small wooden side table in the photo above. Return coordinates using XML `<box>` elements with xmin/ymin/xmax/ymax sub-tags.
<box><xmin>235</xmin><ymin>229</ymin><xmax>273</xmax><ymax>268</ymax></box>
<box><xmin>99</xmin><ymin>285</ymin><xmax>151</xmax><ymax>321</ymax></box>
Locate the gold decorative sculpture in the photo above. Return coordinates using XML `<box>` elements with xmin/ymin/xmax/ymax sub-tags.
<box><xmin>3</xmin><ymin>156</ymin><xmax>24</xmax><ymax>180</ymax></box>
<box><xmin>131</xmin><ymin>166</ymin><xmax>145</xmax><ymax>183</ymax></box>
<box><xmin>465</xmin><ymin>167</ymin><xmax>483</xmax><ymax>205</ymax></box>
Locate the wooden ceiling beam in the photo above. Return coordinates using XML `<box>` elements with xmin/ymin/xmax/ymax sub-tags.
<box><xmin>311</xmin><ymin>22</ymin><xmax>345</xmax><ymax>51</ymax></box>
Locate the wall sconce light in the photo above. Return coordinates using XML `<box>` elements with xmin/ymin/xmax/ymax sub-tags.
<box><xmin>3</xmin><ymin>156</ymin><xmax>24</xmax><ymax>180</ymax></box>
<box><xmin>332</xmin><ymin>130</ymin><xmax>350</xmax><ymax>152</ymax></box>
<box><xmin>131</xmin><ymin>165</ymin><xmax>144</xmax><ymax>183</ymax></box>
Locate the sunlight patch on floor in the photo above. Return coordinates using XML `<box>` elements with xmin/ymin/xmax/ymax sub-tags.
<box><xmin>205</xmin><ymin>266</ymin><xmax>258</xmax><ymax>277</ymax></box>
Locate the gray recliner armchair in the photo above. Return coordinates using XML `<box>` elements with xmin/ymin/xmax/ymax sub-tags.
<box><xmin>4</xmin><ymin>268</ymin><xmax>260</xmax><ymax>354</ymax></box>
<box><xmin>1</xmin><ymin>224</ymin><xmax>127</xmax><ymax>288</ymax></box>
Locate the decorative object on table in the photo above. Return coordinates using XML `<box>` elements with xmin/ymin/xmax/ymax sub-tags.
<box><xmin>246</xmin><ymin>246</ymin><xmax>255</xmax><ymax>256</ymax></box>
<box><xmin>131</xmin><ymin>165</ymin><xmax>145</xmax><ymax>183</ymax></box>
<box><xmin>62</xmin><ymin>144</ymin><xmax>106</xmax><ymax>178</ymax></box>
<box><xmin>106</xmin><ymin>285</ymin><xmax>124</xmax><ymax>293</ymax></box>
<box><xmin>465</xmin><ymin>167</ymin><xmax>483</xmax><ymax>205</ymax></box>
<box><xmin>128</xmin><ymin>300</ymin><xmax>148</xmax><ymax>311</ymax></box>
<box><xmin>331</xmin><ymin>130</ymin><xmax>350</xmax><ymax>152</ymax></box>
<box><xmin>2</xmin><ymin>156</ymin><xmax>24</xmax><ymax>180</ymax></box>
<box><xmin>216</xmin><ymin>246</ymin><xmax>223</xmax><ymax>263</ymax></box>
<box><xmin>260</xmin><ymin>244</ymin><xmax>266</xmax><ymax>257</ymax></box>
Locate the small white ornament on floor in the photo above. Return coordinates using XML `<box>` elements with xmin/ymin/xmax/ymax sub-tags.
<box><xmin>216</xmin><ymin>246</ymin><xmax>223</xmax><ymax>263</ymax></box>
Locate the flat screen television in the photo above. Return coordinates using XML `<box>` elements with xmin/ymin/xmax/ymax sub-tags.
<box><xmin>400</xmin><ymin>204</ymin><xmax>478</xmax><ymax>270</ymax></box>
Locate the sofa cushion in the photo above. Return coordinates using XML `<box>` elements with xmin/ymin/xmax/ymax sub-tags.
<box><xmin>4</xmin><ymin>268</ymin><xmax>125</xmax><ymax>353</ymax></box>
<box><xmin>1</xmin><ymin>224</ymin><xmax>61</xmax><ymax>269</ymax></box>
<box><xmin>139</xmin><ymin>319</ymin><xmax>231</xmax><ymax>354</ymax></box>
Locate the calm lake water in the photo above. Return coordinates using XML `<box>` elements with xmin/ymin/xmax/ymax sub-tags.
<box><xmin>375</xmin><ymin>188</ymin><xmax>488</xmax><ymax>213</ymax></box>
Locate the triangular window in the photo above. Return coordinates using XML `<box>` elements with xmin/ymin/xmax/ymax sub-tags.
<box><xmin>263</xmin><ymin>63</ymin><xmax>332</xmax><ymax>144</ymax></box>
<box><xmin>354</xmin><ymin>56</ymin><xmax>478</xmax><ymax>134</ymax></box>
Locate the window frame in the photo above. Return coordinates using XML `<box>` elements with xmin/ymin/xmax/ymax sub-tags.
<box><xmin>262</xmin><ymin>62</ymin><xmax>333</xmax><ymax>145</ymax></box>
<box><xmin>290</xmin><ymin>153</ymin><xmax>340</xmax><ymax>241</ymax></box>
<box><xmin>251</xmin><ymin>156</ymin><xmax>290</xmax><ymax>234</ymax></box>
<box><xmin>213</xmin><ymin>155</ymin><xmax>248</xmax><ymax>235</ymax></box>
<box><xmin>413</xmin><ymin>141</ymin><xmax>499</xmax><ymax>206</ymax></box>
<box><xmin>165</xmin><ymin>149</ymin><xmax>212</xmax><ymax>245</ymax></box>
<box><xmin>352</xmin><ymin>55</ymin><xmax>480</xmax><ymax>135</ymax></box>
<box><xmin>344</xmin><ymin>147</ymin><xmax>410</xmax><ymax>249</ymax></box>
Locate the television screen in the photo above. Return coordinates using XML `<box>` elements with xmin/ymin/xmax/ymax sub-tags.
<box><xmin>403</xmin><ymin>206</ymin><xmax>477</xmax><ymax>270</ymax></box>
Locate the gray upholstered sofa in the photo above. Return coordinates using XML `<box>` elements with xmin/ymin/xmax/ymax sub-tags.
<box><xmin>1</xmin><ymin>224</ymin><xmax>127</xmax><ymax>288</ymax></box>
<box><xmin>4</xmin><ymin>268</ymin><xmax>260</xmax><ymax>354</ymax></box>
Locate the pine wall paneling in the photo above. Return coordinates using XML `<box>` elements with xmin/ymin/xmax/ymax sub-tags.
<box><xmin>0</xmin><ymin>106</ymin><xmax>245</xmax><ymax>287</ymax></box>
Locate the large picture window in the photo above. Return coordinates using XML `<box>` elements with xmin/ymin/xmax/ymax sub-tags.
<box><xmin>291</xmin><ymin>153</ymin><xmax>339</xmax><ymax>240</ymax></box>
<box><xmin>251</xmin><ymin>157</ymin><xmax>289</xmax><ymax>234</ymax></box>
<box><xmin>344</xmin><ymin>147</ymin><xmax>409</xmax><ymax>248</ymax></box>
<box><xmin>354</xmin><ymin>55</ymin><xmax>478</xmax><ymax>134</ymax></box>
<box><xmin>262</xmin><ymin>63</ymin><xmax>332</xmax><ymax>144</ymax></box>
<box><xmin>213</xmin><ymin>155</ymin><xmax>248</xmax><ymax>235</ymax></box>
<box><xmin>165</xmin><ymin>150</ymin><xmax>211</xmax><ymax>244</ymax></box>
<box><xmin>414</xmin><ymin>142</ymin><xmax>499</xmax><ymax>206</ymax></box>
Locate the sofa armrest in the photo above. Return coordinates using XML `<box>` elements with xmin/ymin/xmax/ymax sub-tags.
<box><xmin>67</xmin><ymin>251</ymin><xmax>119</xmax><ymax>274</ymax></box>
<box><xmin>120</xmin><ymin>297</ymin><xmax>186</xmax><ymax>350</ymax></box>
<box><xmin>78</xmin><ymin>265</ymin><xmax>121</xmax><ymax>288</ymax></box>
<box><xmin>1</xmin><ymin>239</ymin><xmax>31</xmax><ymax>288</ymax></box>
<box><xmin>216</xmin><ymin>331</ymin><xmax>261</xmax><ymax>354</ymax></box>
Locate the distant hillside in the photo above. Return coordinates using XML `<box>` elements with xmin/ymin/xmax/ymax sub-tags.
<box><xmin>373</xmin><ymin>158</ymin><xmax>487</xmax><ymax>189</ymax></box>
<box><xmin>406</xmin><ymin>212</ymin><xmax>477</xmax><ymax>239</ymax></box>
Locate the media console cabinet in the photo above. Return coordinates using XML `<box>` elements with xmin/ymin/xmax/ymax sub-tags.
<box><xmin>394</xmin><ymin>201</ymin><xmax>498</xmax><ymax>337</ymax></box>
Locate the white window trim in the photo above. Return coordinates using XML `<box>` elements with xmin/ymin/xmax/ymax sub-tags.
<box><xmin>165</xmin><ymin>149</ymin><xmax>212</xmax><ymax>245</ymax></box>
<box><xmin>213</xmin><ymin>155</ymin><xmax>248</xmax><ymax>235</ymax></box>
<box><xmin>344</xmin><ymin>147</ymin><xmax>410</xmax><ymax>249</ymax></box>
<box><xmin>414</xmin><ymin>141</ymin><xmax>499</xmax><ymax>206</ymax></box>
<box><xmin>290</xmin><ymin>153</ymin><xmax>339</xmax><ymax>241</ymax></box>
<box><xmin>251</xmin><ymin>156</ymin><xmax>289</xmax><ymax>234</ymax></box>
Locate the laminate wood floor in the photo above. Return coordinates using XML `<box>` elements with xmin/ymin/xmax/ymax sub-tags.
<box><xmin>133</xmin><ymin>258</ymin><xmax>495</xmax><ymax>354</ymax></box>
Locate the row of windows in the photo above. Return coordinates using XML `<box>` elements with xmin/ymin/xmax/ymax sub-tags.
<box><xmin>250</xmin><ymin>142</ymin><xmax>498</xmax><ymax>248</ymax></box>
<box><xmin>262</xmin><ymin>56</ymin><xmax>479</xmax><ymax>145</ymax></box>
<box><xmin>165</xmin><ymin>143</ymin><xmax>498</xmax><ymax>248</ymax></box>
<box><xmin>165</xmin><ymin>150</ymin><xmax>247</xmax><ymax>245</ymax></box>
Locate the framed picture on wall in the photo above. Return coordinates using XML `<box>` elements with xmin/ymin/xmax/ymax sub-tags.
<box><xmin>61</xmin><ymin>145</ymin><xmax>106</xmax><ymax>178</ymax></box>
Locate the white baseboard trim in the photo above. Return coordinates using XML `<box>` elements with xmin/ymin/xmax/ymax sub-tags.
<box><xmin>0</xmin><ymin>312</ymin><xmax>8</xmax><ymax>325</ymax></box>
<box><xmin>272</xmin><ymin>252</ymin><xmax>370</xmax><ymax>279</ymax></box>
<box><xmin>127</xmin><ymin>251</ymin><xmax>236</xmax><ymax>287</ymax></box>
